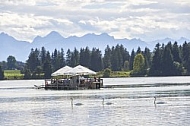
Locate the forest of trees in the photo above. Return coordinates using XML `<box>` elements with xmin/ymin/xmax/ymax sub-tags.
<box><xmin>1</xmin><ymin>41</ymin><xmax>190</xmax><ymax>79</ymax></box>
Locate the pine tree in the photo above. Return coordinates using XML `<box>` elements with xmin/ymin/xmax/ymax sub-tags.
<box><xmin>79</xmin><ymin>48</ymin><xmax>85</xmax><ymax>66</ymax></box>
<box><xmin>23</xmin><ymin>67</ymin><xmax>31</xmax><ymax>79</ymax></box>
<box><xmin>84</xmin><ymin>47</ymin><xmax>91</xmax><ymax>68</ymax></box>
<box><xmin>143</xmin><ymin>47</ymin><xmax>151</xmax><ymax>70</ymax></box>
<box><xmin>121</xmin><ymin>46</ymin><xmax>130</xmax><ymax>69</ymax></box>
<box><xmin>40</xmin><ymin>47</ymin><xmax>46</xmax><ymax>67</ymax></box>
<box><xmin>44</xmin><ymin>61</ymin><xmax>52</xmax><ymax>79</ymax></box>
<box><xmin>90</xmin><ymin>48</ymin><xmax>103</xmax><ymax>71</ymax></box>
<box><xmin>103</xmin><ymin>45</ymin><xmax>111</xmax><ymax>69</ymax></box>
<box><xmin>44</xmin><ymin>51</ymin><xmax>52</xmax><ymax>79</ymax></box>
<box><xmin>129</xmin><ymin>49</ymin><xmax>135</xmax><ymax>70</ymax></box>
<box><xmin>136</xmin><ymin>47</ymin><xmax>142</xmax><ymax>54</ymax></box>
<box><xmin>51</xmin><ymin>49</ymin><xmax>60</xmax><ymax>71</ymax></box>
<box><xmin>110</xmin><ymin>45</ymin><xmax>122</xmax><ymax>71</ymax></box>
<box><xmin>79</xmin><ymin>47</ymin><xmax>91</xmax><ymax>68</ymax></box>
<box><xmin>110</xmin><ymin>46</ymin><xmax>118</xmax><ymax>71</ymax></box>
<box><xmin>162</xmin><ymin>45</ymin><xmax>175</xmax><ymax>76</ymax></box>
<box><xmin>182</xmin><ymin>42</ymin><xmax>190</xmax><ymax>74</ymax></box>
<box><xmin>149</xmin><ymin>43</ymin><xmax>162</xmax><ymax>76</ymax></box>
<box><xmin>0</xmin><ymin>61</ymin><xmax>7</xmax><ymax>70</ymax></box>
<box><xmin>66</xmin><ymin>49</ymin><xmax>72</xmax><ymax>66</ymax></box>
<box><xmin>70</xmin><ymin>48</ymin><xmax>79</xmax><ymax>67</ymax></box>
<box><xmin>172</xmin><ymin>42</ymin><xmax>181</xmax><ymax>63</ymax></box>
<box><xmin>0</xmin><ymin>65</ymin><xmax>4</xmax><ymax>80</ymax></box>
<box><xmin>60</xmin><ymin>48</ymin><xmax>65</xmax><ymax>67</ymax></box>
<box><xmin>26</xmin><ymin>48</ymin><xmax>40</xmax><ymax>73</ymax></box>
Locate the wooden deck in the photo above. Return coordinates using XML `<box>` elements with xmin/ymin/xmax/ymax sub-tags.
<box><xmin>44</xmin><ymin>77</ymin><xmax>103</xmax><ymax>90</ymax></box>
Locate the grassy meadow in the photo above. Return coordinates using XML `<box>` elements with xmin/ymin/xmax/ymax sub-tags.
<box><xmin>3</xmin><ymin>70</ymin><xmax>130</xmax><ymax>80</ymax></box>
<box><xmin>96</xmin><ymin>71</ymin><xmax>130</xmax><ymax>78</ymax></box>
<box><xmin>110</xmin><ymin>71</ymin><xmax>130</xmax><ymax>77</ymax></box>
<box><xmin>4</xmin><ymin>70</ymin><xmax>24</xmax><ymax>80</ymax></box>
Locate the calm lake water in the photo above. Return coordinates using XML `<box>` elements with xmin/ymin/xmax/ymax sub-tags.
<box><xmin>1</xmin><ymin>77</ymin><xmax>190</xmax><ymax>126</ymax></box>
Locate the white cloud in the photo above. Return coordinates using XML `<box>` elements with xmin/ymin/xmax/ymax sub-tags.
<box><xmin>0</xmin><ymin>0</ymin><xmax>190</xmax><ymax>42</ymax></box>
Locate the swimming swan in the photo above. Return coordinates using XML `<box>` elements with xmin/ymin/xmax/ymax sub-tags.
<box><xmin>102</xmin><ymin>98</ymin><xmax>113</xmax><ymax>105</ymax></box>
<box><xmin>154</xmin><ymin>96</ymin><xmax>165</xmax><ymax>105</ymax></box>
<box><xmin>71</xmin><ymin>98</ymin><xmax>83</xmax><ymax>106</ymax></box>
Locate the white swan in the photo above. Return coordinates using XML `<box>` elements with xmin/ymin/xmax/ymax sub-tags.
<box><xmin>154</xmin><ymin>96</ymin><xmax>165</xmax><ymax>105</ymax></box>
<box><xmin>71</xmin><ymin>98</ymin><xmax>83</xmax><ymax>106</ymax></box>
<box><xmin>102</xmin><ymin>98</ymin><xmax>113</xmax><ymax>105</ymax></box>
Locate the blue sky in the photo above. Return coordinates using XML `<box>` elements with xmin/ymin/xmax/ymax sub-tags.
<box><xmin>0</xmin><ymin>0</ymin><xmax>190</xmax><ymax>42</ymax></box>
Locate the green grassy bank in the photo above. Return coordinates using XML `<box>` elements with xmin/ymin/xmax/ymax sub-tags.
<box><xmin>4</xmin><ymin>70</ymin><xmax>24</xmax><ymax>80</ymax></box>
<box><xmin>3</xmin><ymin>70</ymin><xmax>131</xmax><ymax>80</ymax></box>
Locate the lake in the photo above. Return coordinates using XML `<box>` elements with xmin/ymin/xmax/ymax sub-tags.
<box><xmin>1</xmin><ymin>76</ymin><xmax>190</xmax><ymax>125</ymax></box>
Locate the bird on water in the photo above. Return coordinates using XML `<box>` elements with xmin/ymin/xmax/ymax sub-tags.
<box><xmin>154</xmin><ymin>96</ymin><xmax>166</xmax><ymax>105</ymax></box>
<box><xmin>102</xmin><ymin>98</ymin><xmax>113</xmax><ymax>105</ymax></box>
<box><xmin>71</xmin><ymin>98</ymin><xmax>83</xmax><ymax>106</ymax></box>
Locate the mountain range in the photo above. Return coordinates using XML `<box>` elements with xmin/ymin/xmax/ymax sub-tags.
<box><xmin>0</xmin><ymin>31</ymin><xmax>189</xmax><ymax>62</ymax></box>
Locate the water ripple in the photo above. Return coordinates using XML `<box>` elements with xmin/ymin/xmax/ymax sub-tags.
<box><xmin>1</xmin><ymin>78</ymin><xmax>190</xmax><ymax>125</ymax></box>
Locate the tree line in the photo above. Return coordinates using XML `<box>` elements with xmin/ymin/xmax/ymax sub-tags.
<box><xmin>0</xmin><ymin>41</ymin><xmax>190</xmax><ymax>79</ymax></box>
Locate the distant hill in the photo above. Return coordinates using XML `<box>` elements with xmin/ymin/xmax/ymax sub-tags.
<box><xmin>0</xmin><ymin>31</ymin><xmax>189</xmax><ymax>62</ymax></box>
<box><xmin>31</xmin><ymin>31</ymin><xmax>150</xmax><ymax>53</ymax></box>
<box><xmin>0</xmin><ymin>32</ymin><xmax>30</xmax><ymax>62</ymax></box>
